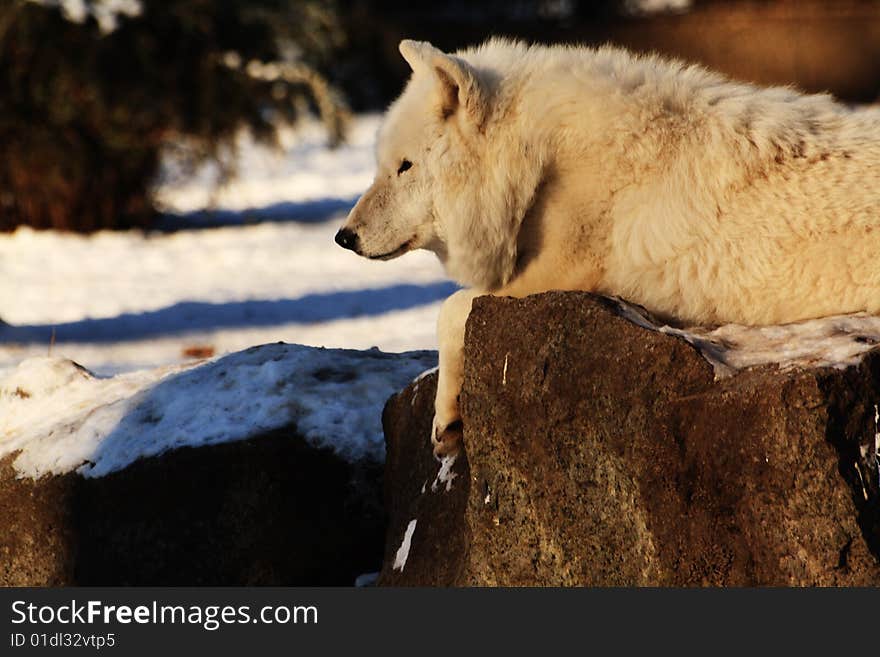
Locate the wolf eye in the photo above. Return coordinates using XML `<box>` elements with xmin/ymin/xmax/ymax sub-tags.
<box><xmin>397</xmin><ymin>159</ymin><xmax>413</xmax><ymax>175</ymax></box>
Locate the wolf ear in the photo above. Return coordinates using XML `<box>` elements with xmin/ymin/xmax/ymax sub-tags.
<box><xmin>399</xmin><ymin>39</ymin><xmax>486</xmax><ymax>124</ymax></box>
<box><xmin>399</xmin><ymin>39</ymin><xmax>435</xmax><ymax>72</ymax></box>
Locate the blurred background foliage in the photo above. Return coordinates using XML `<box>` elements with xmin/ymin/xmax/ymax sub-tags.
<box><xmin>2</xmin><ymin>0</ymin><xmax>880</xmax><ymax>232</ymax></box>
<box><xmin>0</xmin><ymin>0</ymin><xmax>347</xmax><ymax>231</ymax></box>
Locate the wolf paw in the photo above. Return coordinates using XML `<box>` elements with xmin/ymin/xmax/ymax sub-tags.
<box><xmin>432</xmin><ymin>418</ymin><xmax>463</xmax><ymax>457</ymax></box>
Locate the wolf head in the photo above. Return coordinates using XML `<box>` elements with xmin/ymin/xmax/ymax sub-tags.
<box><xmin>336</xmin><ymin>39</ymin><xmax>542</xmax><ymax>291</ymax></box>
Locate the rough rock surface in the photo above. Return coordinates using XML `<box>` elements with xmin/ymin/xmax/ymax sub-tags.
<box><xmin>0</xmin><ymin>429</ymin><xmax>384</xmax><ymax>586</ymax></box>
<box><xmin>379</xmin><ymin>292</ymin><xmax>880</xmax><ymax>586</ymax></box>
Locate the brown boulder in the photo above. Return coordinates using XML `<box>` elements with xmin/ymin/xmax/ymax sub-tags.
<box><xmin>0</xmin><ymin>429</ymin><xmax>384</xmax><ymax>586</ymax></box>
<box><xmin>1</xmin><ymin>343</ymin><xmax>439</xmax><ymax>586</ymax></box>
<box><xmin>379</xmin><ymin>292</ymin><xmax>880</xmax><ymax>586</ymax></box>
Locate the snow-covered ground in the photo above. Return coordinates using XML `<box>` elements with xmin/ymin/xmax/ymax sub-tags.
<box><xmin>0</xmin><ymin>115</ymin><xmax>451</xmax><ymax>377</ymax></box>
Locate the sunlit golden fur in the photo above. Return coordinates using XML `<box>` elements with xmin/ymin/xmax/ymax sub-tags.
<box><xmin>339</xmin><ymin>38</ymin><xmax>880</xmax><ymax>454</ymax></box>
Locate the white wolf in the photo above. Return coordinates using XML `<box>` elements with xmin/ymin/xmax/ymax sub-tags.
<box><xmin>336</xmin><ymin>38</ymin><xmax>880</xmax><ymax>456</ymax></box>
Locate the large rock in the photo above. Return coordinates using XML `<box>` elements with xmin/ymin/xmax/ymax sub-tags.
<box><xmin>0</xmin><ymin>430</ymin><xmax>383</xmax><ymax>585</ymax></box>
<box><xmin>0</xmin><ymin>344</ymin><xmax>437</xmax><ymax>585</ymax></box>
<box><xmin>379</xmin><ymin>293</ymin><xmax>880</xmax><ymax>586</ymax></box>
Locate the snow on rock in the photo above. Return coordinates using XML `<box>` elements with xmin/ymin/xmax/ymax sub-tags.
<box><xmin>0</xmin><ymin>343</ymin><xmax>436</xmax><ymax>479</ymax></box>
<box><xmin>392</xmin><ymin>519</ymin><xmax>417</xmax><ymax>572</ymax></box>
<box><xmin>431</xmin><ymin>454</ymin><xmax>458</xmax><ymax>493</ymax></box>
<box><xmin>611</xmin><ymin>298</ymin><xmax>880</xmax><ymax>377</ymax></box>
<box><xmin>412</xmin><ymin>366</ymin><xmax>438</xmax><ymax>383</ymax></box>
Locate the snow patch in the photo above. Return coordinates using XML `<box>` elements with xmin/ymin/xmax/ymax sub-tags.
<box><xmin>0</xmin><ymin>344</ymin><xmax>436</xmax><ymax>479</ymax></box>
<box><xmin>612</xmin><ymin>298</ymin><xmax>880</xmax><ymax>378</ymax></box>
<box><xmin>393</xmin><ymin>519</ymin><xmax>418</xmax><ymax>572</ymax></box>
<box><xmin>874</xmin><ymin>405</ymin><xmax>880</xmax><ymax>482</ymax></box>
<box><xmin>412</xmin><ymin>366</ymin><xmax>438</xmax><ymax>384</ymax></box>
<box><xmin>431</xmin><ymin>453</ymin><xmax>458</xmax><ymax>493</ymax></box>
<box><xmin>410</xmin><ymin>366</ymin><xmax>438</xmax><ymax>407</ymax></box>
<box><xmin>29</xmin><ymin>0</ymin><xmax>141</xmax><ymax>33</ymax></box>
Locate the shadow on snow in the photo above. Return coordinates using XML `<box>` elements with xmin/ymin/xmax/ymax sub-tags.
<box><xmin>0</xmin><ymin>281</ymin><xmax>458</xmax><ymax>344</ymax></box>
<box><xmin>155</xmin><ymin>196</ymin><xmax>359</xmax><ymax>231</ymax></box>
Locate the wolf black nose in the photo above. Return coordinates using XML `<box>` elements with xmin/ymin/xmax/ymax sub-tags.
<box><xmin>335</xmin><ymin>228</ymin><xmax>359</xmax><ymax>252</ymax></box>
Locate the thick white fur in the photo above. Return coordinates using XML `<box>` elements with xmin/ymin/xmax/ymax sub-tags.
<box><xmin>339</xmin><ymin>38</ymin><xmax>880</xmax><ymax>454</ymax></box>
